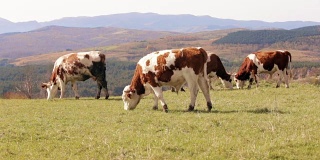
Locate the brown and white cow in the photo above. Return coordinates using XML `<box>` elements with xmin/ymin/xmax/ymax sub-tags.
<box><xmin>122</xmin><ymin>47</ymin><xmax>212</xmax><ymax>112</ymax></box>
<box><xmin>41</xmin><ymin>51</ymin><xmax>109</xmax><ymax>100</ymax></box>
<box><xmin>234</xmin><ymin>50</ymin><xmax>291</xmax><ymax>89</ymax></box>
<box><xmin>207</xmin><ymin>53</ymin><xmax>233</xmax><ymax>89</ymax></box>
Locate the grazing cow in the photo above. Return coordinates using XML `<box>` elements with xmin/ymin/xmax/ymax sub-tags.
<box><xmin>41</xmin><ymin>51</ymin><xmax>109</xmax><ymax>100</ymax></box>
<box><xmin>122</xmin><ymin>47</ymin><xmax>212</xmax><ymax>112</ymax></box>
<box><xmin>207</xmin><ymin>53</ymin><xmax>233</xmax><ymax>89</ymax></box>
<box><xmin>234</xmin><ymin>50</ymin><xmax>291</xmax><ymax>89</ymax></box>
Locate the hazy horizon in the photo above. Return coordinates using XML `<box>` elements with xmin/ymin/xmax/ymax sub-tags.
<box><xmin>1</xmin><ymin>0</ymin><xmax>319</xmax><ymax>23</ymax></box>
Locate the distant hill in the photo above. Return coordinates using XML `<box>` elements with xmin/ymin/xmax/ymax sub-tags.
<box><xmin>213</xmin><ymin>25</ymin><xmax>320</xmax><ymax>44</ymax></box>
<box><xmin>1</xmin><ymin>12</ymin><xmax>320</xmax><ymax>34</ymax></box>
<box><xmin>0</xmin><ymin>26</ymin><xmax>181</xmax><ymax>59</ymax></box>
<box><xmin>10</xmin><ymin>26</ymin><xmax>320</xmax><ymax>66</ymax></box>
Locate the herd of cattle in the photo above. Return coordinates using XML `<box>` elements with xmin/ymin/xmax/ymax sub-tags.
<box><xmin>42</xmin><ymin>47</ymin><xmax>292</xmax><ymax>112</ymax></box>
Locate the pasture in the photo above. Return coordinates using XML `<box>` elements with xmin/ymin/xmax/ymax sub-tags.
<box><xmin>0</xmin><ymin>82</ymin><xmax>319</xmax><ymax>159</ymax></box>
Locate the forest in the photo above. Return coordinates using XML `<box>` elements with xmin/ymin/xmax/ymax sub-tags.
<box><xmin>213</xmin><ymin>25</ymin><xmax>320</xmax><ymax>45</ymax></box>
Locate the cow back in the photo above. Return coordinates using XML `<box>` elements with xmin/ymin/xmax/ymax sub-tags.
<box><xmin>255</xmin><ymin>50</ymin><xmax>291</xmax><ymax>71</ymax></box>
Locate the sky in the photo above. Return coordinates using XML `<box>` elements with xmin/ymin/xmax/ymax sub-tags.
<box><xmin>1</xmin><ymin>0</ymin><xmax>320</xmax><ymax>23</ymax></box>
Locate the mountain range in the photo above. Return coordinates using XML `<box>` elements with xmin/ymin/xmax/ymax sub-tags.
<box><xmin>1</xmin><ymin>12</ymin><xmax>320</xmax><ymax>34</ymax></box>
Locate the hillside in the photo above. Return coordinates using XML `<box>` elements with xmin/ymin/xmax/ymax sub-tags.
<box><xmin>10</xmin><ymin>29</ymin><xmax>243</xmax><ymax>66</ymax></box>
<box><xmin>10</xmin><ymin>25</ymin><xmax>320</xmax><ymax>66</ymax></box>
<box><xmin>0</xmin><ymin>26</ymin><xmax>181</xmax><ymax>59</ymax></box>
<box><xmin>213</xmin><ymin>25</ymin><xmax>320</xmax><ymax>44</ymax></box>
<box><xmin>1</xmin><ymin>12</ymin><xmax>320</xmax><ymax>34</ymax></box>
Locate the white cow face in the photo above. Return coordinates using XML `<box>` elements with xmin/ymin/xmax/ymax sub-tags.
<box><xmin>41</xmin><ymin>82</ymin><xmax>58</xmax><ymax>100</ymax></box>
<box><xmin>122</xmin><ymin>85</ymin><xmax>141</xmax><ymax>110</ymax></box>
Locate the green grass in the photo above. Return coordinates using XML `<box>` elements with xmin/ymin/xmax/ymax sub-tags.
<box><xmin>1</xmin><ymin>83</ymin><xmax>320</xmax><ymax>159</ymax></box>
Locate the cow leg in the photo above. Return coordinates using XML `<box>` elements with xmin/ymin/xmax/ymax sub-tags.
<box><xmin>71</xmin><ymin>82</ymin><xmax>80</xmax><ymax>99</ymax></box>
<box><xmin>276</xmin><ymin>71</ymin><xmax>282</xmax><ymax>88</ymax></box>
<box><xmin>104</xmin><ymin>88</ymin><xmax>110</xmax><ymax>99</ymax></box>
<box><xmin>152</xmin><ymin>93</ymin><xmax>159</xmax><ymax>110</ymax></box>
<box><xmin>95</xmin><ymin>83</ymin><xmax>102</xmax><ymax>99</ymax></box>
<box><xmin>255</xmin><ymin>75</ymin><xmax>259</xmax><ymax>88</ymax></box>
<box><xmin>96</xmin><ymin>80</ymin><xmax>109</xmax><ymax>99</ymax></box>
<box><xmin>209</xmin><ymin>78</ymin><xmax>214</xmax><ymax>90</ymax></box>
<box><xmin>151</xmin><ymin>87</ymin><xmax>168</xmax><ymax>112</ymax></box>
<box><xmin>100</xmin><ymin>81</ymin><xmax>109</xmax><ymax>99</ymax></box>
<box><xmin>198</xmin><ymin>76</ymin><xmax>213</xmax><ymax>111</ymax></box>
<box><xmin>248</xmin><ymin>73</ymin><xmax>257</xmax><ymax>89</ymax></box>
<box><xmin>248</xmin><ymin>78</ymin><xmax>253</xmax><ymax>89</ymax></box>
<box><xmin>284</xmin><ymin>69</ymin><xmax>289</xmax><ymax>88</ymax></box>
<box><xmin>59</xmin><ymin>79</ymin><xmax>66</xmax><ymax>99</ymax></box>
<box><xmin>185</xmin><ymin>77</ymin><xmax>199</xmax><ymax>111</ymax></box>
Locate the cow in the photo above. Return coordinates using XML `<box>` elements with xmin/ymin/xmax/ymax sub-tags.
<box><xmin>171</xmin><ymin>53</ymin><xmax>233</xmax><ymax>91</ymax></box>
<box><xmin>122</xmin><ymin>47</ymin><xmax>212</xmax><ymax>112</ymax></box>
<box><xmin>234</xmin><ymin>50</ymin><xmax>291</xmax><ymax>89</ymax></box>
<box><xmin>41</xmin><ymin>51</ymin><xmax>109</xmax><ymax>100</ymax></box>
<box><xmin>207</xmin><ymin>53</ymin><xmax>233</xmax><ymax>89</ymax></box>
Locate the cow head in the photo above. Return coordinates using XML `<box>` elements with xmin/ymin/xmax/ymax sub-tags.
<box><xmin>233</xmin><ymin>74</ymin><xmax>246</xmax><ymax>89</ymax></box>
<box><xmin>122</xmin><ymin>85</ymin><xmax>141</xmax><ymax>110</ymax></box>
<box><xmin>41</xmin><ymin>81</ymin><xmax>59</xmax><ymax>100</ymax></box>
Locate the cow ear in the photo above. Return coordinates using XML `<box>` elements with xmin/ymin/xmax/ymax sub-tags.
<box><xmin>41</xmin><ymin>83</ymin><xmax>47</xmax><ymax>88</ymax></box>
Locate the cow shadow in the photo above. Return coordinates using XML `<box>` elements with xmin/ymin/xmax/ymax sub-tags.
<box><xmin>168</xmin><ymin>107</ymin><xmax>287</xmax><ymax>114</ymax></box>
<box><xmin>106</xmin><ymin>97</ymin><xmax>123</xmax><ymax>101</ymax></box>
<box><xmin>61</xmin><ymin>97</ymin><xmax>123</xmax><ymax>101</ymax></box>
<box><xmin>245</xmin><ymin>108</ymin><xmax>287</xmax><ymax>114</ymax></box>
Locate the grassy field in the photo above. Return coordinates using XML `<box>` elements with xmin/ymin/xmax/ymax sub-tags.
<box><xmin>1</xmin><ymin>82</ymin><xmax>319</xmax><ymax>159</ymax></box>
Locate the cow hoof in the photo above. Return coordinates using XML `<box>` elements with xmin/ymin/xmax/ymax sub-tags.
<box><xmin>207</xmin><ymin>102</ymin><xmax>213</xmax><ymax>111</ymax></box>
<box><xmin>75</xmin><ymin>96</ymin><xmax>80</xmax><ymax>100</ymax></box>
<box><xmin>152</xmin><ymin>106</ymin><xmax>158</xmax><ymax>110</ymax></box>
<box><xmin>163</xmin><ymin>105</ymin><xmax>168</xmax><ymax>112</ymax></box>
<box><xmin>105</xmin><ymin>95</ymin><xmax>109</xmax><ymax>99</ymax></box>
<box><xmin>188</xmin><ymin>105</ymin><xmax>194</xmax><ymax>111</ymax></box>
<box><xmin>95</xmin><ymin>96</ymin><xmax>100</xmax><ymax>99</ymax></box>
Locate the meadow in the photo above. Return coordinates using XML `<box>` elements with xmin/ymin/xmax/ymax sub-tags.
<box><xmin>0</xmin><ymin>82</ymin><xmax>319</xmax><ymax>159</ymax></box>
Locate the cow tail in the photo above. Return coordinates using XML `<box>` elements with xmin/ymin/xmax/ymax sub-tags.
<box><xmin>204</xmin><ymin>60</ymin><xmax>209</xmax><ymax>83</ymax></box>
<box><xmin>287</xmin><ymin>51</ymin><xmax>292</xmax><ymax>78</ymax></box>
<box><xmin>199</xmin><ymin>47</ymin><xmax>209</xmax><ymax>85</ymax></box>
